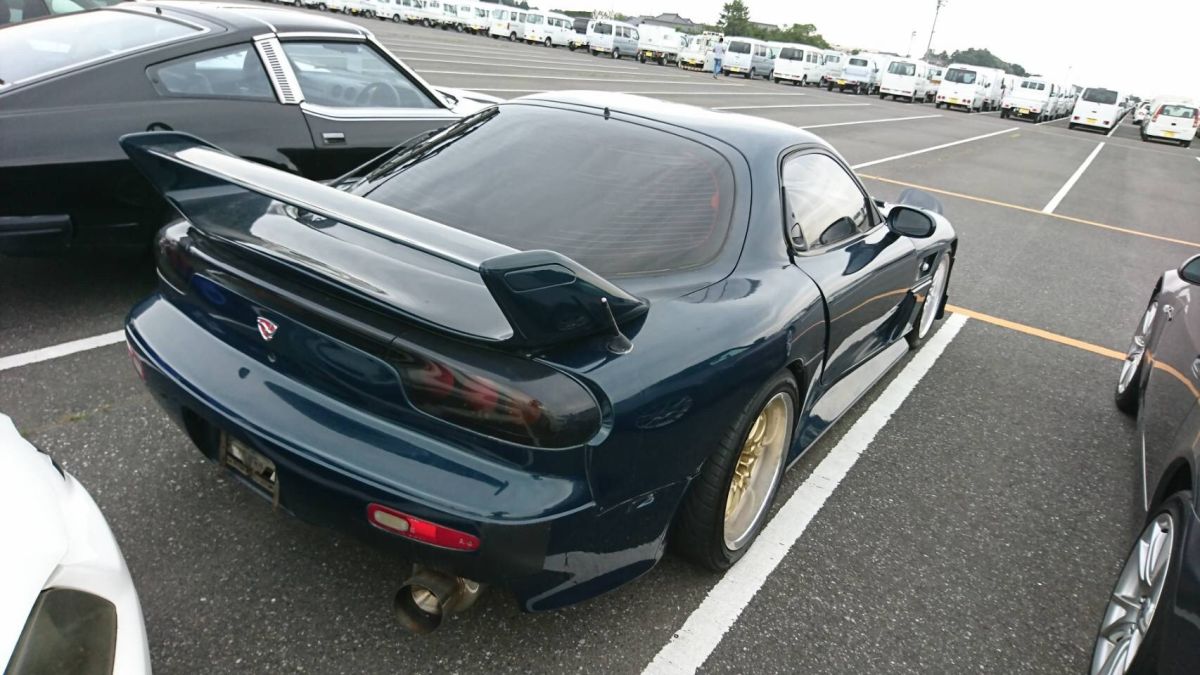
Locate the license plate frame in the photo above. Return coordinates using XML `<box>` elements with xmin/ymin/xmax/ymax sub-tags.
<box><xmin>1164</xmin><ymin>131</ymin><xmax>1176</xmax><ymax>137</ymax></box>
<box><xmin>220</xmin><ymin>433</ymin><xmax>280</xmax><ymax>507</ymax></box>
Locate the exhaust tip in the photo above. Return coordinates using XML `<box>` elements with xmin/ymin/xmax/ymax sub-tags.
<box><xmin>394</xmin><ymin>567</ymin><xmax>485</xmax><ymax>633</ymax></box>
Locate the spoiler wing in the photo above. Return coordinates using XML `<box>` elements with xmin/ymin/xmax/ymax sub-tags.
<box><xmin>120</xmin><ymin>131</ymin><xmax>648</xmax><ymax>348</ymax></box>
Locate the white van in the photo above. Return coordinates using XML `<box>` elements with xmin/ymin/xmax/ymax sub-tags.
<box><xmin>636</xmin><ymin>24</ymin><xmax>686</xmax><ymax>65</ymax></box>
<box><xmin>1000</xmin><ymin>77</ymin><xmax>1055</xmax><ymax>122</ymax></box>
<box><xmin>772</xmin><ymin>43</ymin><xmax>822</xmax><ymax>86</ymax></box>
<box><xmin>438</xmin><ymin>2</ymin><xmax>465</xmax><ymax>30</ymax></box>
<box><xmin>879</xmin><ymin>59</ymin><xmax>928</xmax><ymax>101</ymax></box>
<box><xmin>818</xmin><ymin>50</ymin><xmax>845</xmax><ymax>86</ymax></box>
<box><xmin>456</xmin><ymin>0</ymin><xmax>488</xmax><ymax>33</ymax></box>
<box><xmin>540</xmin><ymin>12</ymin><xmax>575</xmax><ymax>47</ymax></box>
<box><xmin>567</xmin><ymin>17</ymin><xmax>589</xmax><ymax>51</ymax></box>
<box><xmin>1140</xmin><ymin>98</ymin><xmax>1197</xmax><ymax>147</ymax></box>
<box><xmin>1070</xmin><ymin>87</ymin><xmax>1125</xmax><ymax>132</ymax></box>
<box><xmin>935</xmin><ymin>63</ymin><xmax>990</xmax><ymax>112</ymax></box>
<box><xmin>488</xmin><ymin>7</ymin><xmax>524</xmax><ymax>40</ymax></box>
<box><xmin>521</xmin><ymin>10</ymin><xmax>547</xmax><ymax>44</ymax></box>
<box><xmin>588</xmin><ymin>20</ymin><xmax>639</xmax><ymax>59</ymax></box>
<box><xmin>831</xmin><ymin>54</ymin><xmax>881</xmax><ymax>94</ymax></box>
<box><xmin>678</xmin><ymin>31</ymin><xmax>722</xmax><ymax>71</ymax></box>
<box><xmin>722</xmin><ymin>37</ymin><xmax>773</xmax><ymax>79</ymax></box>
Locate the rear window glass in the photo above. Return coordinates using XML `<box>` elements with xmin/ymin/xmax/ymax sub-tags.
<box><xmin>364</xmin><ymin>106</ymin><xmax>736</xmax><ymax>277</ymax></box>
<box><xmin>1159</xmin><ymin>105</ymin><xmax>1196</xmax><ymax>119</ymax></box>
<box><xmin>944</xmin><ymin>68</ymin><xmax>976</xmax><ymax>84</ymax></box>
<box><xmin>1020</xmin><ymin>80</ymin><xmax>1046</xmax><ymax>91</ymax></box>
<box><xmin>849</xmin><ymin>58</ymin><xmax>868</xmax><ymax>67</ymax></box>
<box><xmin>728</xmin><ymin>41</ymin><xmax>751</xmax><ymax>54</ymax></box>
<box><xmin>824</xmin><ymin>54</ymin><xmax>840</xmax><ymax>64</ymax></box>
<box><xmin>0</xmin><ymin>10</ymin><xmax>199</xmax><ymax>87</ymax></box>
<box><xmin>1082</xmin><ymin>88</ymin><xmax>1118</xmax><ymax>104</ymax></box>
<box><xmin>888</xmin><ymin>62</ymin><xmax>915</xmax><ymax>76</ymax></box>
<box><xmin>593</xmin><ymin>22</ymin><xmax>611</xmax><ymax>35</ymax></box>
<box><xmin>778</xmin><ymin>47</ymin><xmax>803</xmax><ymax>60</ymax></box>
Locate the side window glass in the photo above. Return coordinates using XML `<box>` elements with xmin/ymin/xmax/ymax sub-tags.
<box><xmin>782</xmin><ymin>154</ymin><xmax>871</xmax><ymax>251</ymax></box>
<box><xmin>281</xmin><ymin>41</ymin><xmax>438</xmax><ymax>109</ymax></box>
<box><xmin>148</xmin><ymin>45</ymin><xmax>274</xmax><ymax>101</ymax></box>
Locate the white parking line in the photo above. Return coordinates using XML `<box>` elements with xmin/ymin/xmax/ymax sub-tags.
<box><xmin>712</xmin><ymin>103</ymin><xmax>866</xmax><ymax>110</ymax></box>
<box><xmin>403</xmin><ymin>57</ymin><xmax>654</xmax><ymax>74</ymax></box>
<box><xmin>851</xmin><ymin>127</ymin><xmax>1019</xmax><ymax>169</ymax></box>
<box><xmin>421</xmin><ymin>71</ymin><xmax>745</xmax><ymax>84</ymax></box>
<box><xmin>643</xmin><ymin>313</ymin><xmax>969</xmax><ymax>675</ymax></box>
<box><xmin>1042</xmin><ymin>142</ymin><xmax>1104</xmax><ymax>213</ymax></box>
<box><xmin>0</xmin><ymin>331</ymin><xmax>125</xmax><ymax>372</ymax></box>
<box><xmin>386</xmin><ymin>46</ymin><xmax>653</xmax><ymax>72</ymax></box>
<box><xmin>1107</xmin><ymin>118</ymin><xmax>1124</xmax><ymax>137</ymax></box>
<box><xmin>800</xmin><ymin>114</ymin><xmax>941</xmax><ymax>129</ymax></box>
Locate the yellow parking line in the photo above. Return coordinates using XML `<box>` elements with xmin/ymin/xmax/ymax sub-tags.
<box><xmin>859</xmin><ymin>175</ymin><xmax>1200</xmax><ymax>249</ymax></box>
<box><xmin>947</xmin><ymin>304</ymin><xmax>1125</xmax><ymax>360</ymax></box>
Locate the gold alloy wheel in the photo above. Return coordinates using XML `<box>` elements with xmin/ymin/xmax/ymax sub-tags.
<box><xmin>723</xmin><ymin>392</ymin><xmax>793</xmax><ymax>551</ymax></box>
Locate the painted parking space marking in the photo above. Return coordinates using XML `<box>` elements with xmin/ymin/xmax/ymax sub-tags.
<box><xmin>643</xmin><ymin>314</ymin><xmax>969</xmax><ymax>675</ymax></box>
<box><xmin>946</xmin><ymin>305</ymin><xmax>1123</xmax><ymax>360</ymax></box>
<box><xmin>850</xmin><ymin>127</ymin><xmax>1019</xmax><ymax>169</ymax></box>
<box><xmin>712</xmin><ymin>103</ymin><xmax>866</xmax><ymax>110</ymax></box>
<box><xmin>1106</xmin><ymin>118</ymin><xmax>1125</xmax><ymax>138</ymax></box>
<box><xmin>858</xmin><ymin>174</ymin><xmax>1200</xmax><ymax>249</ymax></box>
<box><xmin>1042</xmin><ymin>141</ymin><xmax>1104</xmax><ymax>213</ymax></box>
<box><xmin>0</xmin><ymin>330</ymin><xmax>125</xmax><ymax>372</ymax></box>
<box><xmin>800</xmin><ymin>114</ymin><xmax>942</xmax><ymax>129</ymax></box>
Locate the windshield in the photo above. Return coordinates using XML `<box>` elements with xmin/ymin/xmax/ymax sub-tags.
<box><xmin>778</xmin><ymin>47</ymin><xmax>804</xmax><ymax>61</ymax></box>
<box><xmin>848</xmin><ymin>57</ymin><xmax>868</xmax><ymax>67</ymax></box>
<box><xmin>944</xmin><ymin>68</ymin><xmax>977</xmax><ymax>84</ymax></box>
<box><xmin>0</xmin><ymin>10</ymin><xmax>199</xmax><ymax>87</ymax></box>
<box><xmin>888</xmin><ymin>62</ymin><xmax>915</xmax><ymax>76</ymax></box>
<box><xmin>1159</xmin><ymin>105</ymin><xmax>1197</xmax><ymax>119</ymax></box>
<box><xmin>363</xmin><ymin>106</ymin><xmax>736</xmax><ymax>278</ymax></box>
<box><xmin>1020</xmin><ymin>81</ymin><xmax>1046</xmax><ymax>91</ymax></box>
<box><xmin>1082</xmin><ymin>88</ymin><xmax>1119</xmax><ymax>104</ymax></box>
<box><xmin>728</xmin><ymin>41</ymin><xmax>751</xmax><ymax>54</ymax></box>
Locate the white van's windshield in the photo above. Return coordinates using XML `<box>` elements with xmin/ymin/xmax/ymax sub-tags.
<box><xmin>1083</xmin><ymin>88</ymin><xmax>1119</xmax><ymax>105</ymax></box>
<box><xmin>944</xmin><ymin>68</ymin><xmax>977</xmax><ymax>84</ymax></box>
<box><xmin>728</xmin><ymin>41</ymin><xmax>751</xmax><ymax>54</ymax></box>
<box><xmin>888</xmin><ymin>62</ymin><xmax>915</xmax><ymax>76</ymax></box>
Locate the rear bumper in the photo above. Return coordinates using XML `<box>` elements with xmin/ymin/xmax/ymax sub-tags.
<box><xmin>125</xmin><ymin>293</ymin><xmax>684</xmax><ymax>611</ymax></box>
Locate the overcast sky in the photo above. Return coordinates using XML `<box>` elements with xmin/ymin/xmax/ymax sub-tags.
<box><xmin>552</xmin><ymin>0</ymin><xmax>1198</xmax><ymax>100</ymax></box>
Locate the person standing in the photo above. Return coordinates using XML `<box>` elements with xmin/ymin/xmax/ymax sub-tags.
<box><xmin>711</xmin><ymin>37</ymin><xmax>726</xmax><ymax>79</ymax></box>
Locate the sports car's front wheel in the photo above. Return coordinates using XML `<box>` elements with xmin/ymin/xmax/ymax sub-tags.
<box><xmin>907</xmin><ymin>254</ymin><xmax>950</xmax><ymax>348</ymax></box>
<box><xmin>673</xmin><ymin>372</ymin><xmax>797</xmax><ymax>570</ymax></box>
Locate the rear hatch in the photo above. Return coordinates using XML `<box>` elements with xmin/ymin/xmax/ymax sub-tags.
<box><xmin>841</xmin><ymin>57</ymin><xmax>873</xmax><ymax>84</ymax></box>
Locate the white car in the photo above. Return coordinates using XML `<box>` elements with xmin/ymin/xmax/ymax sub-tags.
<box><xmin>0</xmin><ymin>413</ymin><xmax>150</xmax><ymax>675</ymax></box>
<box><xmin>1132</xmin><ymin>101</ymin><xmax>1152</xmax><ymax>126</ymax></box>
<box><xmin>1141</xmin><ymin>99</ymin><xmax>1198</xmax><ymax>147</ymax></box>
<box><xmin>879</xmin><ymin>59</ymin><xmax>929</xmax><ymax>101</ymax></box>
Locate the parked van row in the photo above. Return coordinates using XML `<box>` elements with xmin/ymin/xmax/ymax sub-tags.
<box><xmin>999</xmin><ymin>77</ymin><xmax>1077</xmax><ymax>122</ymax></box>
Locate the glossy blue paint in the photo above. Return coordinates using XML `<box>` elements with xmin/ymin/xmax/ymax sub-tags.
<box><xmin>123</xmin><ymin>93</ymin><xmax>956</xmax><ymax>611</ymax></box>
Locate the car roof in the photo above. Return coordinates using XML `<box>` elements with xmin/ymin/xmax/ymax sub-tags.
<box><xmin>514</xmin><ymin>91</ymin><xmax>826</xmax><ymax>155</ymax></box>
<box><xmin>131</xmin><ymin>1</ymin><xmax>369</xmax><ymax>37</ymax></box>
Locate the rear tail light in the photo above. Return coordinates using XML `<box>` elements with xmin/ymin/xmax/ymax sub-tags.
<box><xmin>1152</xmin><ymin>106</ymin><xmax>1163</xmax><ymax>123</ymax></box>
<box><xmin>389</xmin><ymin>334</ymin><xmax>601</xmax><ymax>449</ymax></box>
<box><xmin>1073</xmin><ymin>115</ymin><xmax>1079</xmax><ymax>120</ymax></box>
<box><xmin>368</xmin><ymin>504</ymin><xmax>480</xmax><ymax>551</ymax></box>
<box><xmin>1103</xmin><ymin>120</ymin><xmax>1110</xmax><ymax>125</ymax></box>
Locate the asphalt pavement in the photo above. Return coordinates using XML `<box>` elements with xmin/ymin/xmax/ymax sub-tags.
<box><xmin>3</xmin><ymin>7</ymin><xmax>1198</xmax><ymax>674</ymax></box>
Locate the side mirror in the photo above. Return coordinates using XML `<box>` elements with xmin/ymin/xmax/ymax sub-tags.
<box><xmin>1180</xmin><ymin>255</ymin><xmax>1200</xmax><ymax>285</ymax></box>
<box><xmin>887</xmin><ymin>205</ymin><xmax>936</xmax><ymax>238</ymax></box>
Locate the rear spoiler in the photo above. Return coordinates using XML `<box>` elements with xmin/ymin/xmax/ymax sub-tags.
<box><xmin>120</xmin><ymin>132</ymin><xmax>648</xmax><ymax>349</ymax></box>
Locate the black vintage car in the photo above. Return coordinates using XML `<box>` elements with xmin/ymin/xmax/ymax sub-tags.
<box><xmin>1091</xmin><ymin>255</ymin><xmax>1200</xmax><ymax>674</ymax></box>
<box><xmin>0</xmin><ymin>2</ymin><xmax>496</xmax><ymax>254</ymax></box>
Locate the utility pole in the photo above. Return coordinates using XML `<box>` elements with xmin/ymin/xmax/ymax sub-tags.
<box><xmin>923</xmin><ymin>0</ymin><xmax>946</xmax><ymax>60</ymax></box>
<box><xmin>907</xmin><ymin>30</ymin><xmax>917</xmax><ymax>57</ymax></box>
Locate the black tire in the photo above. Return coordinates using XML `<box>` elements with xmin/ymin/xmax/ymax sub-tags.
<box><xmin>1000</xmin><ymin>109</ymin><xmax>1009</xmax><ymax>119</ymax></box>
<box><xmin>568</xmin><ymin>44</ymin><xmax>575</xmax><ymax>51</ymax></box>
<box><xmin>879</xmin><ymin>92</ymin><xmax>886</xmax><ymax>100</ymax></box>
<box><xmin>672</xmin><ymin>371</ymin><xmax>799</xmax><ymax>571</ymax></box>
<box><xmin>508</xmin><ymin>32</ymin><xmax>516</xmax><ymax>41</ymax></box>
<box><xmin>544</xmin><ymin>38</ymin><xmax>552</xmax><ymax>48</ymax></box>
<box><xmin>1090</xmin><ymin>490</ymin><xmax>1190</xmax><ymax>675</ymax></box>
<box><xmin>1069</xmin><ymin>122</ymin><xmax>1077</xmax><ymax>130</ymax></box>
<box><xmin>658</xmin><ymin>56</ymin><xmax>665</xmax><ymax>66</ymax></box>
<box><xmin>745</xmin><ymin>68</ymin><xmax>753</xmax><ymax>80</ymax></box>
<box><xmin>391</xmin><ymin>13</ymin><xmax>399</xmax><ymax>21</ymax></box>
<box><xmin>1182</xmin><ymin>141</ymin><xmax>1191</xmax><ymax>148</ymax></box>
<box><xmin>637</xmin><ymin>52</ymin><xmax>645</xmax><ymax>63</ymax></box>
<box><xmin>589</xmin><ymin>48</ymin><xmax>597</xmax><ymax>56</ymax></box>
<box><xmin>1115</xmin><ymin>294</ymin><xmax>1158</xmax><ymax>414</ymax></box>
<box><xmin>612</xmin><ymin>48</ymin><xmax>620</xmax><ymax>59</ymax></box>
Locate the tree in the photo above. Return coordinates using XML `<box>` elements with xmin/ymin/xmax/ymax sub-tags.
<box><xmin>718</xmin><ymin>0</ymin><xmax>751</xmax><ymax>37</ymax></box>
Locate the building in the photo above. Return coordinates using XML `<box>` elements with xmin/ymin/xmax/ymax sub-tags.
<box><xmin>635</xmin><ymin>12</ymin><xmax>699</xmax><ymax>33</ymax></box>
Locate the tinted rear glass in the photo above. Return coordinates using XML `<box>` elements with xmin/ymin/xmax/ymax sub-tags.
<box><xmin>0</xmin><ymin>9</ymin><xmax>199</xmax><ymax>87</ymax></box>
<box><xmin>778</xmin><ymin>47</ymin><xmax>803</xmax><ymax>60</ymax></box>
<box><xmin>944</xmin><ymin>68</ymin><xmax>976</xmax><ymax>84</ymax></box>
<box><xmin>1082</xmin><ymin>88</ymin><xmax>1118</xmax><ymax>104</ymax></box>
<box><xmin>1159</xmin><ymin>105</ymin><xmax>1196</xmax><ymax>119</ymax></box>
<box><xmin>728</xmin><ymin>41</ymin><xmax>751</xmax><ymax>54</ymax></box>
<box><xmin>573</xmin><ymin>17</ymin><xmax>587</xmax><ymax>33</ymax></box>
<box><xmin>888</xmin><ymin>61</ymin><xmax>915</xmax><ymax>75</ymax></box>
<box><xmin>849</xmin><ymin>58</ymin><xmax>868</xmax><ymax>67</ymax></box>
<box><xmin>1020</xmin><ymin>80</ymin><xmax>1046</xmax><ymax>91</ymax></box>
<box><xmin>364</xmin><ymin>106</ymin><xmax>736</xmax><ymax>277</ymax></box>
<box><xmin>593</xmin><ymin>22</ymin><xmax>611</xmax><ymax>35</ymax></box>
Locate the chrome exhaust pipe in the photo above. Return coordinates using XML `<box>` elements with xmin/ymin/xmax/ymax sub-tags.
<box><xmin>394</xmin><ymin>566</ymin><xmax>485</xmax><ymax>633</ymax></box>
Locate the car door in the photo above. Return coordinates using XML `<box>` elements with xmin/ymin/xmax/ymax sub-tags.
<box><xmin>280</xmin><ymin>38</ymin><xmax>461</xmax><ymax>179</ymax></box>
<box><xmin>783</xmin><ymin>151</ymin><xmax>920</xmax><ymax>386</ymax></box>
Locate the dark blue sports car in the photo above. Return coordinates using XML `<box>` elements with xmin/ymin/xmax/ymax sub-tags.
<box><xmin>1092</xmin><ymin>255</ymin><xmax>1200</xmax><ymax>674</ymax></box>
<box><xmin>121</xmin><ymin>93</ymin><xmax>957</xmax><ymax>630</ymax></box>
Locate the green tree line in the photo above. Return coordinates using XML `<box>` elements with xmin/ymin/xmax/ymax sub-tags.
<box><xmin>926</xmin><ymin>47</ymin><xmax>1028</xmax><ymax>77</ymax></box>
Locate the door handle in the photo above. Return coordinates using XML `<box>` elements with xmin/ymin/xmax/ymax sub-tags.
<box><xmin>322</xmin><ymin>132</ymin><xmax>346</xmax><ymax>144</ymax></box>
